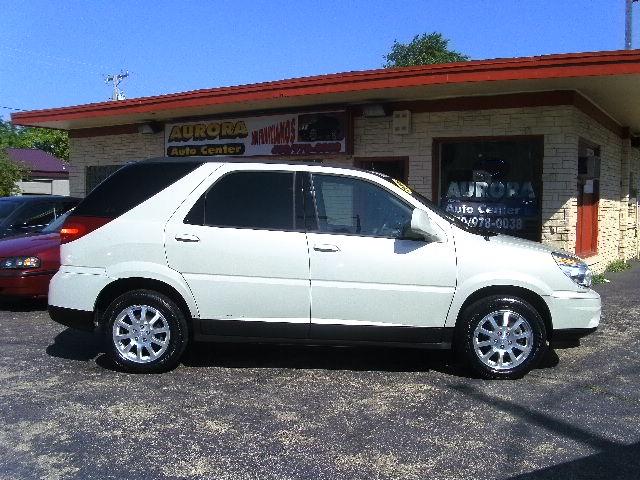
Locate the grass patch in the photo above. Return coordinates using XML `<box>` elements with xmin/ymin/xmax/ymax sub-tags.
<box><xmin>591</xmin><ymin>273</ymin><xmax>608</xmax><ymax>284</ymax></box>
<box><xmin>605</xmin><ymin>259</ymin><xmax>632</xmax><ymax>273</ymax></box>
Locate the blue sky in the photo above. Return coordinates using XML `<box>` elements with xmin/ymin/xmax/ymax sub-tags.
<box><xmin>0</xmin><ymin>1</ymin><xmax>636</xmax><ymax>119</ymax></box>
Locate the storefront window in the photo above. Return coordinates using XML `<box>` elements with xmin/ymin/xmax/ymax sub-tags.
<box><xmin>438</xmin><ymin>137</ymin><xmax>543</xmax><ymax>241</ymax></box>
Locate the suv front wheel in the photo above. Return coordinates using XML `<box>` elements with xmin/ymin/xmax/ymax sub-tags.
<box><xmin>104</xmin><ymin>289</ymin><xmax>189</xmax><ymax>373</ymax></box>
<box><xmin>456</xmin><ymin>295</ymin><xmax>547</xmax><ymax>380</ymax></box>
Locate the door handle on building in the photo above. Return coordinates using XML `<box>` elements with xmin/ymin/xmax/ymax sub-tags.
<box><xmin>313</xmin><ymin>244</ymin><xmax>340</xmax><ymax>252</ymax></box>
<box><xmin>175</xmin><ymin>233</ymin><xmax>200</xmax><ymax>242</ymax></box>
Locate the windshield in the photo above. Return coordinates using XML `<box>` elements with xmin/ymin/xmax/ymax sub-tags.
<box><xmin>378</xmin><ymin>175</ymin><xmax>497</xmax><ymax>236</ymax></box>
<box><xmin>42</xmin><ymin>210</ymin><xmax>72</xmax><ymax>233</ymax></box>
<box><xmin>0</xmin><ymin>200</ymin><xmax>18</xmax><ymax>221</ymax></box>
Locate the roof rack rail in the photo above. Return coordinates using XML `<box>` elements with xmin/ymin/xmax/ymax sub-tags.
<box><xmin>138</xmin><ymin>156</ymin><xmax>327</xmax><ymax>167</ymax></box>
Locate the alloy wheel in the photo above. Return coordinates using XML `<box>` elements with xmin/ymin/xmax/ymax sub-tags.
<box><xmin>112</xmin><ymin>305</ymin><xmax>171</xmax><ymax>364</ymax></box>
<box><xmin>472</xmin><ymin>309</ymin><xmax>533</xmax><ymax>370</ymax></box>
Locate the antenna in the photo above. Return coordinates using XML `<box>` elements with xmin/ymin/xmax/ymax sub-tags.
<box><xmin>104</xmin><ymin>70</ymin><xmax>129</xmax><ymax>101</ymax></box>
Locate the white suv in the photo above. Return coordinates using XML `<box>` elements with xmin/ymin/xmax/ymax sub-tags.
<box><xmin>48</xmin><ymin>158</ymin><xmax>600</xmax><ymax>379</ymax></box>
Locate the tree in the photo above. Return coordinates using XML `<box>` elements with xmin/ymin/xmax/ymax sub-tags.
<box><xmin>384</xmin><ymin>32</ymin><xmax>469</xmax><ymax>68</ymax></box>
<box><xmin>0</xmin><ymin>120</ymin><xmax>69</xmax><ymax>161</ymax></box>
<box><xmin>0</xmin><ymin>150</ymin><xmax>29</xmax><ymax>196</ymax></box>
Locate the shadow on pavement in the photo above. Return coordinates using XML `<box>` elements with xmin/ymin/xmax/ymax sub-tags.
<box><xmin>181</xmin><ymin>341</ymin><xmax>465</xmax><ymax>374</ymax></box>
<box><xmin>45</xmin><ymin>328</ymin><xmax>562</xmax><ymax>378</ymax></box>
<box><xmin>452</xmin><ymin>383</ymin><xmax>640</xmax><ymax>480</ymax></box>
<box><xmin>46</xmin><ymin>327</ymin><xmax>104</xmax><ymax>362</ymax></box>
<box><xmin>0</xmin><ymin>298</ymin><xmax>47</xmax><ymax>312</ymax></box>
<box><xmin>508</xmin><ymin>441</ymin><xmax>640</xmax><ymax>480</ymax></box>
<box><xmin>181</xmin><ymin>341</ymin><xmax>560</xmax><ymax>376</ymax></box>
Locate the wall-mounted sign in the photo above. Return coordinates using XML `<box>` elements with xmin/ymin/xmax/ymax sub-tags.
<box><xmin>165</xmin><ymin>111</ymin><xmax>347</xmax><ymax>157</ymax></box>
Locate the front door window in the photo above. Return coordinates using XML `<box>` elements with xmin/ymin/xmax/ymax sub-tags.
<box><xmin>311</xmin><ymin>174</ymin><xmax>413</xmax><ymax>239</ymax></box>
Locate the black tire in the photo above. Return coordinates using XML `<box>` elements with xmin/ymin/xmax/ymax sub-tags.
<box><xmin>103</xmin><ymin>289</ymin><xmax>188</xmax><ymax>373</ymax></box>
<box><xmin>455</xmin><ymin>295</ymin><xmax>547</xmax><ymax>380</ymax></box>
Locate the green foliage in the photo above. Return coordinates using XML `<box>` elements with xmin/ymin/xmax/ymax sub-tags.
<box><xmin>0</xmin><ymin>150</ymin><xmax>29</xmax><ymax>196</ymax></box>
<box><xmin>0</xmin><ymin>119</ymin><xmax>69</xmax><ymax>161</ymax></box>
<box><xmin>605</xmin><ymin>259</ymin><xmax>631</xmax><ymax>273</ymax></box>
<box><xmin>384</xmin><ymin>32</ymin><xmax>469</xmax><ymax>68</ymax></box>
<box><xmin>591</xmin><ymin>273</ymin><xmax>607</xmax><ymax>284</ymax></box>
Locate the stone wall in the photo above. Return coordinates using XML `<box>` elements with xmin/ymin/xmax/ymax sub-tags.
<box><xmin>68</xmin><ymin>132</ymin><xmax>164</xmax><ymax>197</ymax></box>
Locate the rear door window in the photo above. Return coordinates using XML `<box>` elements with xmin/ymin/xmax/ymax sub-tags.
<box><xmin>200</xmin><ymin>171</ymin><xmax>295</xmax><ymax>231</ymax></box>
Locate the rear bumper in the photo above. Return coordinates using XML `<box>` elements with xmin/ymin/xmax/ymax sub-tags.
<box><xmin>48</xmin><ymin>266</ymin><xmax>110</xmax><ymax>311</ymax></box>
<box><xmin>0</xmin><ymin>270</ymin><xmax>55</xmax><ymax>298</ymax></box>
<box><xmin>48</xmin><ymin>305</ymin><xmax>95</xmax><ymax>331</ymax></box>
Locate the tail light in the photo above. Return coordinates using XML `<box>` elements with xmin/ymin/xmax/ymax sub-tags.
<box><xmin>60</xmin><ymin>216</ymin><xmax>112</xmax><ymax>244</ymax></box>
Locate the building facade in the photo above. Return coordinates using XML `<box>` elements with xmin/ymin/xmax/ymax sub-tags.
<box><xmin>6</xmin><ymin>148</ymin><xmax>70</xmax><ymax>196</ymax></box>
<box><xmin>13</xmin><ymin>51</ymin><xmax>640</xmax><ymax>272</ymax></box>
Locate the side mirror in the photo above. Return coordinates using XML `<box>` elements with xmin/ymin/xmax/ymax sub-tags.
<box><xmin>409</xmin><ymin>209</ymin><xmax>440</xmax><ymax>241</ymax></box>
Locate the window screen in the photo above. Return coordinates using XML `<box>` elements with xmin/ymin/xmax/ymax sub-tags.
<box><xmin>204</xmin><ymin>171</ymin><xmax>295</xmax><ymax>230</ymax></box>
<box><xmin>311</xmin><ymin>174</ymin><xmax>412</xmax><ymax>238</ymax></box>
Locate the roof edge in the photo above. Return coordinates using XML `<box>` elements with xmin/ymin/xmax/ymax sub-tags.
<box><xmin>12</xmin><ymin>49</ymin><xmax>640</xmax><ymax>128</ymax></box>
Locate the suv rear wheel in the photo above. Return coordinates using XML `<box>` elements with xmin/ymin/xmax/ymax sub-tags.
<box><xmin>456</xmin><ymin>295</ymin><xmax>547</xmax><ymax>380</ymax></box>
<box><xmin>104</xmin><ymin>289</ymin><xmax>188</xmax><ymax>373</ymax></box>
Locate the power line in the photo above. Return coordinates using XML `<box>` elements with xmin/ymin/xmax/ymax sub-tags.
<box><xmin>0</xmin><ymin>46</ymin><xmax>146</xmax><ymax>80</ymax></box>
<box><xmin>0</xmin><ymin>46</ymin><xmax>110</xmax><ymax>74</ymax></box>
<box><xmin>0</xmin><ymin>105</ymin><xmax>25</xmax><ymax>112</ymax></box>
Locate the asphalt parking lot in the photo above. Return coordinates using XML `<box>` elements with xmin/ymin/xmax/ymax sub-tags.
<box><xmin>1</xmin><ymin>267</ymin><xmax>639</xmax><ymax>480</ymax></box>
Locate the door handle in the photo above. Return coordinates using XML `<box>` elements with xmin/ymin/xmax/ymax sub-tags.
<box><xmin>175</xmin><ymin>233</ymin><xmax>200</xmax><ymax>243</ymax></box>
<box><xmin>313</xmin><ymin>243</ymin><xmax>340</xmax><ymax>252</ymax></box>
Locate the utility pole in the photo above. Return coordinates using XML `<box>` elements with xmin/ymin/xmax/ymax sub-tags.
<box><xmin>104</xmin><ymin>70</ymin><xmax>129</xmax><ymax>101</ymax></box>
<box><xmin>626</xmin><ymin>0</ymin><xmax>638</xmax><ymax>49</ymax></box>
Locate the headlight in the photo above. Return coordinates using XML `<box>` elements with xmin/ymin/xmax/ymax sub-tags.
<box><xmin>0</xmin><ymin>256</ymin><xmax>41</xmax><ymax>269</ymax></box>
<box><xmin>552</xmin><ymin>252</ymin><xmax>592</xmax><ymax>288</ymax></box>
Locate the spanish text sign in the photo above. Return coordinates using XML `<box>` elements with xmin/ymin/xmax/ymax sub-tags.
<box><xmin>165</xmin><ymin>111</ymin><xmax>347</xmax><ymax>157</ymax></box>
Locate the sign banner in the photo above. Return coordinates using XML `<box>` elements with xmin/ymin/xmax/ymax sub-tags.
<box><xmin>442</xmin><ymin>180</ymin><xmax>538</xmax><ymax>233</ymax></box>
<box><xmin>165</xmin><ymin>111</ymin><xmax>347</xmax><ymax>157</ymax></box>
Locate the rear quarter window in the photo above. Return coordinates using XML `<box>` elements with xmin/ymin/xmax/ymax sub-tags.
<box><xmin>73</xmin><ymin>162</ymin><xmax>202</xmax><ymax>218</ymax></box>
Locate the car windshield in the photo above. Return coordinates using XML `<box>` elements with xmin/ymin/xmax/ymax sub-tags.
<box><xmin>41</xmin><ymin>210</ymin><xmax>72</xmax><ymax>233</ymax></box>
<box><xmin>0</xmin><ymin>200</ymin><xmax>18</xmax><ymax>221</ymax></box>
<box><xmin>378</xmin><ymin>175</ymin><xmax>497</xmax><ymax>236</ymax></box>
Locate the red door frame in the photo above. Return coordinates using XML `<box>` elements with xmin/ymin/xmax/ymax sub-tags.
<box><xmin>576</xmin><ymin>181</ymin><xmax>599</xmax><ymax>257</ymax></box>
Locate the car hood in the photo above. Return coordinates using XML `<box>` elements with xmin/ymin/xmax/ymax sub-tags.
<box><xmin>485</xmin><ymin>233</ymin><xmax>557</xmax><ymax>254</ymax></box>
<box><xmin>0</xmin><ymin>233</ymin><xmax>60</xmax><ymax>257</ymax></box>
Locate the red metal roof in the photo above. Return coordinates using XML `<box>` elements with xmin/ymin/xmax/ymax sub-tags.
<box><xmin>12</xmin><ymin>49</ymin><xmax>640</xmax><ymax>130</ymax></box>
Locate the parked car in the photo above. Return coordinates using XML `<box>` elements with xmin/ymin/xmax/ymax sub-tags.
<box><xmin>0</xmin><ymin>211</ymin><xmax>71</xmax><ymax>299</ymax></box>
<box><xmin>48</xmin><ymin>158</ymin><xmax>600</xmax><ymax>379</ymax></box>
<box><xmin>0</xmin><ymin>195</ymin><xmax>80</xmax><ymax>239</ymax></box>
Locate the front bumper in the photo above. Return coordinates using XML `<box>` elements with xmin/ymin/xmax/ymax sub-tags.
<box><xmin>0</xmin><ymin>270</ymin><xmax>56</xmax><ymax>298</ymax></box>
<box><xmin>546</xmin><ymin>289</ymin><xmax>600</xmax><ymax>346</ymax></box>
